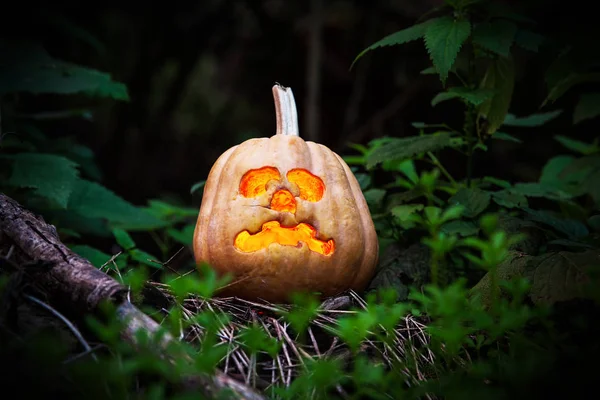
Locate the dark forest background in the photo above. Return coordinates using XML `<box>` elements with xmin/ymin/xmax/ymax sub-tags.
<box><xmin>4</xmin><ymin>0</ymin><xmax>597</xmax><ymax>208</ymax></box>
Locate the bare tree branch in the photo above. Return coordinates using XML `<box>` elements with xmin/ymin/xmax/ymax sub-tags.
<box><xmin>0</xmin><ymin>193</ymin><xmax>265</xmax><ymax>400</ymax></box>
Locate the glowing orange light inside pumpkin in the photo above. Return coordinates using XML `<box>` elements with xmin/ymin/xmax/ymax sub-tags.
<box><xmin>287</xmin><ymin>169</ymin><xmax>325</xmax><ymax>202</ymax></box>
<box><xmin>239</xmin><ymin>166</ymin><xmax>281</xmax><ymax>197</ymax></box>
<box><xmin>270</xmin><ymin>189</ymin><xmax>296</xmax><ymax>213</ymax></box>
<box><xmin>234</xmin><ymin>221</ymin><xmax>335</xmax><ymax>255</ymax></box>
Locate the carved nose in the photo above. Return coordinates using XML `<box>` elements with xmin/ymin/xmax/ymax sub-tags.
<box><xmin>270</xmin><ymin>189</ymin><xmax>296</xmax><ymax>213</ymax></box>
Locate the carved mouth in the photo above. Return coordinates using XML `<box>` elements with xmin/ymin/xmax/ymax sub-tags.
<box><xmin>234</xmin><ymin>221</ymin><xmax>335</xmax><ymax>256</ymax></box>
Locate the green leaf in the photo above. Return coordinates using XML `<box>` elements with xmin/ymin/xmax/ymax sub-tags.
<box><xmin>364</xmin><ymin>188</ymin><xmax>387</xmax><ymax>209</ymax></box>
<box><xmin>477</xmin><ymin>57</ymin><xmax>515</xmax><ymax>134</ymax></box>
<box><xmin>523</xmin><ymin>208</ymin><xmax>589</xmax><ymax>239</ymax></box>
<box><xmin>543</xmin><ymin>73</ymin><xmax>600</xmax><ymax>106</ymax></box>
<box><xmin>540</xmin><ymin>155</ymin><xmax>575</xmax><ymax>184</ymax></box>
<box><xmin>130</xmin><ymin>249</ymin><xmax>162</xmax><ymax>268</ymax></box>
<box><xmin>351</xmin><ymin>19</ymin><xmax>436</xmax><ymax>68</ymax></box>
<box><xmin>472</xmin><ymin>20</ymin><xmax>517</xmax><ymax>57</ymax></box>
<box><xmin>491</xmin><ymin>190</ymin><xmax>528</xmax><ymax>208</ymax></box>
<box><xmin>524</xmin><ymin>250</ymin><xmax>600</xmax><ymax>305</ymax></box>
<box><xmin>70</xmin><ymin>245</ymin><xmax>112</xmax><ymax>268</ymax></box>
<box><xmin>190</xmin><ymin>181</ymin><xmax>206</xmax><ymax>195</ymax></box>
<box><xmin>420</xmin><ymin>66</ymin><xmax>438</xmax><ymax>75</ymax></box>
<box><xmin>391</xmin><ymin>204</ymin><xmax>424</xmax><ymax>222</ymax></box>
<box><xmin>511</xmin><ymin>182</ymin><xmax>573</xmax><ymax>201</ymax></box>
<box><xmin>448</xmin><ymin>188</ymin><xmax>491</xmax><ymax>218</ymax></box>
<box><xmin>366</xmin><ymin>132</ymin><xmax>455</xmax><ymax>169</ymax></box>
<box><xmin>67</xmin><ymin>179</ymin><xmax>167</xmax><ymax>230</ymax></box>
<box><xmin>424</xmin><ymin>16</ymin><xmax>472</xmax><ymax>84</ymax></box>
<box><xmin>0</xmin><ymin>40</ymin><xmax>129</xmax><ymax>100</ymax></box>
<box><xmin>5</xmin><ymin>153</ymin><xmax>79</xmax><ymax>208</ymax></box>
<box><xmin>503</xmin><ymin>110</ymin><xmax>562</xmax><ymax>127</ymax></box>
<box><xmin>112</xmin><ymin>228</ymin><xmax>136</xmax><ymax>250</ymax></box>
<box><xmin>483</xmin><ymin>176</ymin><xmax>511</xmax><ymax>189</ymax></box>
<box><xmin>143</xmin><ymin>199</ymin><xmax>198</xmax><ymax>220</ymax></box>
<box><xmin>514</xmin><ymin>29</ymin><xmax>546</xmax><ymax>52</ymax></box>
<box><xmin>491</xmin><ymin>131</ymin><xmax>521</xmax><ymax>143</ymax></box>
<box><xmin>573</xmin><ymin>93</ymin><xmax>600</xmax><ymax>124</ymax></box>
<box><xmin>167</xmin><ymin>225</ymin><xmax>195</xmax><ymax>246</ymax></box>
<box><xmin>441</xmin><ymin>220</ymin><xmax>479</xmax><ymax>236</ymax></box>
<box><xmin>431</xmin><ymin>87</ymin><xmax>495</xmax><ymax>107</ymax></box>
<box><xmin>554</xmin><ymin>135</ymin><xmax>599</xmax><ymax>155</ymax></box>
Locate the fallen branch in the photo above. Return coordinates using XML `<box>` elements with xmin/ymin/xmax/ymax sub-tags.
<box><xmin>0</xmin><ymin>193</ymin><xmax>265</xmax><ymax>400</ymax></box>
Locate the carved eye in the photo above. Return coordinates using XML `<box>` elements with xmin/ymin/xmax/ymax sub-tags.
<box><xmin>286</xmin><ymin>169</ymin><xmax>325</xmax><ymax>202</ymax></box>
<box><xmin>239</xmin><ymin>166</ymin><xmax>281</xmax><ymax>197</ymax></box>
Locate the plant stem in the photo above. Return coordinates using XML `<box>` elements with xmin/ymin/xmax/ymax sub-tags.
<box><xmin>464</xmin><ymin>37</ymin><xmax>477</xmax><ymax>188</ymax></box>
<box><xmin>427</xmin><ymin>151</ymin><xmax>457</xmax><ymax>187</ymax></box>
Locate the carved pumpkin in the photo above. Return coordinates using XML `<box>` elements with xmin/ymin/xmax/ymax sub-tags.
<box><xmin>193</xmin><ymin>84</ymin><xmax>378</xmax><ymax>302</ymax></box>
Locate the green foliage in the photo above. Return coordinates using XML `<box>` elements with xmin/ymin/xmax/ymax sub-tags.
<box><xmin>3</xmin><ymin>2</ymin><xmax>600</xmax><ymax>399</ymax></box>
<box><xmin>351</xmin><ymin>19</ymin><xmax>435</xmax><ymax>68</ymax></box>
<box><xmin>0</xmin><ymin>40</ymin><xmax>128</xmax><ymax>99</ymax></box>
<box><xmin>3</xmin><ymin>152</ymin><xmax>79</xmax><ymax>208</ymax></box>
<box><xmin>424</xmin><ymin>16</ymin><xmax>471</xmax><ymax>84</ymax></box>
<box><xmin>573</xmin><ymin>93</ymin><xmax>600</xmax><ymax>123</ymax></box>
<box><xmin>477</xmin><ymin>56</ymin><xmax>515</xmax><ymax>134</ymax></box>
<box><xmin>366</xmin><ymin>132</ymin><xmax>456</xmax><ymax>169</ymax></box>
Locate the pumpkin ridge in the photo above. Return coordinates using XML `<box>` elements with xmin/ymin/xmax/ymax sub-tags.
<box><xmin>194</xmin><ymin>145</ymin><xmax>238</xmax><ymax>262</ymax></box>
<box><xmin>333</xmin><ymin>152</ymin><xmax>379</xmax><ymax>290</ymax></box>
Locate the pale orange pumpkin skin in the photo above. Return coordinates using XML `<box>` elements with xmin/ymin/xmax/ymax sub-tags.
<box><xmin>193</xmin><ymin>86</ymin><xmax>378</xmax><ymax>303</ymax></box>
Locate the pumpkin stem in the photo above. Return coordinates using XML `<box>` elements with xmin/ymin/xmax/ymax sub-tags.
<box><xmin>272</xmin><ymin>84</ymin><xmax>299</xmax><ymax>136</ymax></box>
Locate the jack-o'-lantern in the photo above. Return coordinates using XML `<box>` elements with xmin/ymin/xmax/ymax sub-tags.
<box><xmin>193</xmin><ymin>84</ymin><xmax>379</xmax><ymax>302</ymax></box>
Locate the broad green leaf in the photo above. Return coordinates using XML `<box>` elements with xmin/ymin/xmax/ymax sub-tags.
<box><xmin>391</xmin><ymin>204</ymin><xmax>424</xmax><ymax>222</ymax></box>
<box><xmin>351</xmin><ymin>19</ymin><xmax>437</xmax><ymax>68</ymax></box>
<box><xmin>543</xmin><ymin>73</ymin><xmax>600</xmax><ymax>106</ymax></box>
<box><xmin>469</xmin><ymin>251</ymin><xmax>528</xmax><ymax>308</ymax></box>
<box><xmin>472</xmin><ymin>20</ymin><xmax>517</xmax><ymax>57</ymax></box>
<box><xmin>514</xmin><ymin>29</ymin><xmax>546</xmax><ymax>52</ymax></box>
<box><xmin>503</xmin><ymin>110</ymin><xmax>562</xmax><ymax>127</ymax></box>
<box><xmin>143</xmin><ymin>199</ymin><xmax>198</xmax><ymax>220</ymax></box>
<box><xmin>448</xmin><ymin>188</ymin><xmax>491</xmax><ymax>218</ymax></box>
<box><xmin>511</xmin><ymin>182</ymin><xmax>574</xmax><ymax>201</ymax></box>
<box><xmin>112</xmin><ymin>228</ymin><xmax>136</xmax><ymax>250</ymax></box>
<box><xmin>431</xmin><ymin>87</ymin><xmax>495</xmax><ymax>107</ymax></box>
<box><xmin>70</xmin><ymin>245</ymin><xmax>112</xmax><ymax>269</ymax></box>
<box><xmin>491</xmin><ymin>131</ymin><xmax>521</xmax><ymax>143</ymax></box>
<box><xmin>483</xmin><ymin>176</ymin><xmax>511</xmax><ymax>189</ymax></box>
<box><xmin>424</xmin><ymin>16</ymin><xmax>472</xmax><ymax>84</ymax></box>
<box><xmin>0</xmin><ymin>40</ymin><xmax>129</xmax><ymax>100</ymax></box>
<box><xmin>364</xmin><ymin>188</ymin><xmax>387</xmax><ymax>209</ymax></box>
<box><xmin>396</xmin><ymin>159</ymin><xmax>419</xmax><ymax>184</ymax></box>
<box><xmin>6</xmin><ymin>153</ymin><xmax>79</xmax><ymax>208</ymax></box>
<box><xmin>441</xmin><ymin>220</ymin><xmax>479</xmax><ymax>236</ymax></box>
<box><xmin>477</xmin><ymin>57</ymin><xmax>515</xmax><ymax>134</ymax></box>
<box><xmin>491</xmin><ymin>190</ymin><xmax>528</xmax><ymax>208</ymax></box>
<box><xmin>554</xmin><ymin>135</ymin><xmax>599</xmax><ymax>155</ymax></box>
<box><xmin>472</xmin><ymin>250</ymin><xmax>600</xmax><ymax>307</ymax></box>
<box><xmin>524</xmin><ymin>250</ymin><xmax>600</xmax><ymax>305</ymax></box>
<box><xmin>130</xmin><ymin>249</ymin><xmax>162</xmax><ymax>269</ymax></box>
<box><xmin>573</xmin><ymin>93</ymin><xmax>600</xmax><ymax>124</ymax></box>
<box><xmin>366</xmin><ymin>132</ymin><xmax>455</xmax><ymax>169</ymax></box>
<box><xmin>67</xmin><ymin>179</ymin><xmax>167</xmax><ymax>230</ymax></box>
<box><xmin>540</xmin><ymin>155</ymin><xmax>576</xmax><ymax>184</ymax></box>
<box><xmin>523</xmin><ymin>208</ymin><xmax>589</xmax><ymax>239</ymax></box>
<box><xmin>167</xmin><ymin>225</ymin><xmax>195</xmax><ymax>246</ymax></box>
